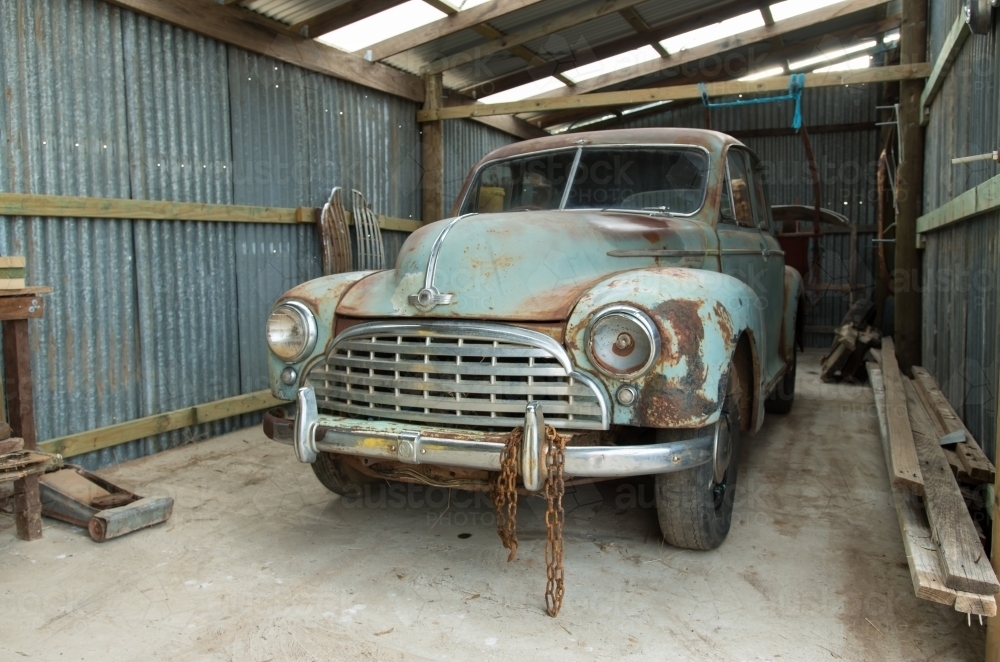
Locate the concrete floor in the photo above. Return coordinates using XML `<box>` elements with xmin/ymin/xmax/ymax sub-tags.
<box><xmin>0</xmin><ymin>351</ymin><xmax>986</xmax><ymax>661</ymax></box>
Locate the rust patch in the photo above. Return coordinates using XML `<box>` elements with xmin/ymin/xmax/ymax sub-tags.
<box><xmin>641</xmin><ymin>230</ymin><xmax>660</xmax><ymax>244</ymax></box>
<box><xmin>712</xmin><ymin>301</ymin><xmax>734</xmax><ymax>343</ymax></box>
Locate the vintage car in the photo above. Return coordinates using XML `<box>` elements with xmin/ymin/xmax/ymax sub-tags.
<box><xmin>262</xmin><ymin>128</ymin><xmax>803</xmax><ymax>550</ymax></box>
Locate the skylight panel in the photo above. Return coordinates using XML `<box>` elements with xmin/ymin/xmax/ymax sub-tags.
<box><xmin>440</xmin><ymin>0</ymin><xmax>493</xmax><ymax>9</ymax></box>
<box><xmin>621</xmin><ymin>100</ymin><xmax>672</xmax><ymax>115</ymax></box>
<box><xmin>479</xmin><ymin>77</ymin><xmax>566</xmax><ymax>104</ymax></box>
<box><xmin>813</xmin><ymin>54</ymin><xmax>871</xmax><ymax>73</ymax></box>
<box><xmin>738</xmin><ymin>66</ymin><xmax>786</xmax><ymax>81</ymax></box>
<box><xmin>769</xmin><ymin>0</ymin><xmax>845</xmax><ymax>22</ymax></box>
<box><xmin>789</xmin><ymin>40</ymin><xmax>877</xmax><ymax>69</ymax></box>
<box><xmin>572</xmin><ymin>114</ymin><xmax>617</xmax><ymax>129</ymax></box>
<box><xmin>883</xmin><ymin>31</ymin><xmax>900</xmax><ymax>43</ymax></box>
<box><xmin>660</xmin><ymin>11</ymin><xmax>765</xmax><ymax>55</ymax></box>
<box><xmin>316</xmin><ymin>0</ymin><xmax>446</xmax><ymax>53</ymax></box>
<box><xmin>562</xmin><ymin>46</ymin><xmax>660</xmax><ymax>84</ymax></box>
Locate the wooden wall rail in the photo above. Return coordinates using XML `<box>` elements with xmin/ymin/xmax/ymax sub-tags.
<box><xmin>417</xmin><ymin>64</ymin><xmax>932</xmax><ymax>121</ymax></box>
<box><xmin>0</xmin><ymin>193</ymin><xmax>424</xmax><ymax>233</ymax></box>
<box><xmin>919</xmin><ymin>12</ymin><xmax>970</xmax><ymax>126</ymax></box>
<box><xmin>39</xmin><ymin>390</ymin><xmax>284</xmax><ymax>458</ymax></box>
<box><xmin>915</xmin><ymin>174</ymin><xmax>1000</xmax><ymax>245</ymax></box>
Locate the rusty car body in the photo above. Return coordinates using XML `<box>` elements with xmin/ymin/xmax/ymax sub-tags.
<box><xmin>263</xmin><ymin>128</ymin><xmax>803</xmax><ymax>549</ymax></box>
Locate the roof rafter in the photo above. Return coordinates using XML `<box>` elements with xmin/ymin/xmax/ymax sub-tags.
<box><xmin>366</xmin><ymin>0</ymin><xmax>551</xmax><ymax>61</ymax></box>
<box><xmin>463</xmin><ymin>0</ymin><xmax>753</xmax><ymax>98</ymax></box>
<box><xmin>534</xmin><ymin>0</ymin><xmax>891</xmax><ymax>99</ymax></box>
<box><xmin>291</xmin><ymin>0</ymin><xmax>409</xmax><ymax>38</ymax></box>
<box><xmin>420</xmin><ymin>0</ymin><xmax>653</xmax><ymax>76</ymax></box>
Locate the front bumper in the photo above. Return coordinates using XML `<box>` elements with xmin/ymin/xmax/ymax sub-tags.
<box><xmin>264</xmin><ymin>386</ymin><xmax>714</xmax><ymax>492</ymax></box>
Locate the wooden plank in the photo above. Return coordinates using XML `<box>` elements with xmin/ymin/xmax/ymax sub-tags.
<box><xmin>422</xmin><ymin>73</ymin><xmax>446</xmax><ymax>224</ymax></box>
<box><xmin>530</xmin><ymin>0</ymin><xmax>892</xmax><ymax>99</ymax></box>
<box><xmin>38</xmin><ymin>390</ymin><xmax>284</xmax><ymax>459</ymax></box>
<box><xmin>0</xmin><ymin>286</ymin><xmax>52</xmax><ymax>297</ymax></box>
<box><xmin>0</xmin><ymin>437</ymin><xmax>24</xmax><ymax>455</ymax></box>
<box><xmin>367</xmin><ymin>0</ymin><xmax>549</xmax><ymax>61</ymax></box>
<box><xmin>417</xmin><ymin>64</ymin><xmax>932</xmax><ymax>121</ymax></box>
<box><xmin>912</xmin><ymin>367</ymin><xmax>966</xmax><ymax>444</ymax></box>
<box><xmin>880</xmin><ymin>338</ymin><xmax>925</xmax><ymax>494</ymax></box>
<box><xmin>291</xmin><ymin>0</ymin><xmax>407</xmax><ymax>37</ymax></box>
<box><xmin>919</xmin><ymin>13</ymin><xmax>971</xmax><ymax>126</ymax></box>
<box><xmin>905</xmin><ymin>378</ymin><xmax>1000</xmax><ymax>595</ymax></box>
<box><xmin>0</xmin><ymin>295</ymin><xmax>44</xmax><ymax>321</ymax></box>
<box><xmin>102</xmin><ymin>0</ymin><xmax>425</xmax><ymax>102</ymax></box>
<box><xmin>956</xmin><ymin>431</ymin><xmax>995</xmax><ymax>484</ymax></box>
<box><xmin>916</xmin><ymin>174</ymin><xmax>1000</xmax><ymax>240</ymax></box>
<box><xmin>0</xmin><ymin>193</ymin><xmax>424</xmax><ymax>232</ymax></box>
<box><xmin>868</xmin><ymin>364</ymin><xmax>996</xmax><ymax>616</ymax></box>
<box><xmin>13</xmin><ymin>474</ymin><xmax>42</xmax><ymax>541</ymax></box>
<box><xmin>420</xmin><ymin>0</ymin><xmax>651</xmax><ymax>76</ymax></box>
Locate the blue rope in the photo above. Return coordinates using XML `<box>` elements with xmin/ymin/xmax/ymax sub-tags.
<box><xmin>699</xmin><ymin>73</ymin><xmax>805</xmax><ymax>130</ymax></box>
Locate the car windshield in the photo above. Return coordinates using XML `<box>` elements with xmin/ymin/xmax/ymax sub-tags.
<box><xmin>460</xmin><ymin>146</ymin><xmax>708</xmax><ymax>216</ymax></box>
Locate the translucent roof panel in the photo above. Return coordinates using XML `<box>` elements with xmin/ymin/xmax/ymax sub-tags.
<box><xmin>738</xmin><ymin>66</ymin><xmax>785</xmax><ymax>81</ymax></box>
<box><xmin>479</xmin><ymin>76</ymin><xmax>566</xmax><ymax>104</ymax></box>
<box><xmin>769</xmin><ymin>0</ymin><xmax>846</xmax><ymax>22</ymax></box>
<box><xmin>562</xmin><ymin>46</ymin><xmax>661</xmax><ymax>84</ymax></box>
<box><xmin>660</xmin><ymin>10</ymin><xmax>765</xmax><ymax>54</ymax></box>
<box><xmin>789</xmin><ymin>39</ymin><xmax>877</xmax><ymax>69</ymax></box>
<box><xmin>316</xmin><ymin>1</ymin><xmax>446</xmax><ymax>53</ymax></box>
<box><xmin>813</xmin><ymin>54</ymin><xmax>871</xmax><ymax>72</ymax></box>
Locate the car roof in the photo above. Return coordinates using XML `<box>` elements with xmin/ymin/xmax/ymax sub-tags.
<box><xmin>477</xmin><ymin>128</ymin><xmax>743</xmax><ymax>163</ymax></box>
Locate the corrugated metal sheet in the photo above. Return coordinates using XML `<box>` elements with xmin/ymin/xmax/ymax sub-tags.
<box><xmin>0</xmin><ymin>0</ymin><xmax>142</xmax><ymax>470</ymax></box>
<box><xmin>613</xmin><ymin>85</ymin><xmax>882</xmax><ymax>348</ymax></box>
<box><xmin>443</xmin><ymin>119</ymin><xmax>516</xmax><ymax>213</ymax></box>
<box><xmin>921</xmin><ymin>0</ymin><xmax>999</xmax><ymax>460</ymax></box>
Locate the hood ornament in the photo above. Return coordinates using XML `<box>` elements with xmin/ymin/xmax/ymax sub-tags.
<box><xmin>407</xmin><ymin>213</ymin><xmax>476</xmax><ymax>312</ymax></box>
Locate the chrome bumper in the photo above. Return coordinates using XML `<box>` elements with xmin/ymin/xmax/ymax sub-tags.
<box><xmin>273</xmin><ymin>386</ymin><xmax>713</xmax><ymax>492</ymax></box>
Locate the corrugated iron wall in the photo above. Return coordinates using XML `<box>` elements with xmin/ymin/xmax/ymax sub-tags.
<box><xmin>0</xmin><ymin>0</ymin><xmax>441</xmax><ymax>468</ymax></box>
<box><xmin>922</xmin><ymin>0</ymin><xmax>999</xmax><ymax>460</ymax></box>
<box><xmin>612</xmin><ymin>85</ymin><xmax>883</xmax><ymax>348</ymax></box>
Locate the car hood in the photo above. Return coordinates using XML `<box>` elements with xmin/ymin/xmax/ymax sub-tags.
<box><xmin>336</xmin><ymin>210</ymin><xmax>715</xmax><ymax>321</ymax></box>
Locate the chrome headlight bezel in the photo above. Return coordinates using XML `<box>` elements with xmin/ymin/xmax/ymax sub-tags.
<box><xmin>585</xmin><ymin>305</ymin><xmax>660</xmax><ymax>379</ymax></box>
<box><xmin>266</xmin><ymin>300</ymin><xmax>318</xmax><ymax>364</ymax></box>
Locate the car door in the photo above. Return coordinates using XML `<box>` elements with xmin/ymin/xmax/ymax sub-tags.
<box><xmin>716</xmin><ymin>148</ymin><xmax>780</xmax><ymax>384</ymax></box>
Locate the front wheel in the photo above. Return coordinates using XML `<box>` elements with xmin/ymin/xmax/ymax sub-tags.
<box><xmin>311</xmin><ymin>452</ymin><xmax>375</xmax><ymax>498</ymax></box>
<box><xmin>654</xmin><ymin>366</ymin><xmax>741</xmax><ymax>550</ymax></box>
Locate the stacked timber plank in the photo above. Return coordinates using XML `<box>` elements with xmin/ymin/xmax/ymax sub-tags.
<box><xmin>868</xmin><ymin>340</ymin><xmax>999</xmax><ymax>616</ymax></box>
<box><xmin>821</xmin><ymin>300</ymin><xmax>881</xmax><ymax>383</ymax></box>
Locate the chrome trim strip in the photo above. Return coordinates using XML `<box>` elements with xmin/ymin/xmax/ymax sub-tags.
<box><xmin>522</xmin><ymin>402</ymin><xmax>545</xmax><ymax>491</ymax></box>
<box><xmin>286</xmin><ymin>391</ymin><xmax>713</xmax><ymax>479</ymax></box>
<box><xmin>294</xmin><ymin>387</ymin><xmax>319</xmax><ymax>463</ymax></box>
<box><xmin>607</xmin><ymin>249</ymin><xmax>720</xmax><ymax>258</ymax></box>
<box><xmin>407</xmin><ymin>213</ymin><xmax>477</xmax><ymax>311</ymax></box>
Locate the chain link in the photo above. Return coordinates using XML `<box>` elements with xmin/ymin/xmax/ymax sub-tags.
<box><xmin>489</xmin><ymin>424</ymin><xmax>567</xmax><ymax>617</ymax></box>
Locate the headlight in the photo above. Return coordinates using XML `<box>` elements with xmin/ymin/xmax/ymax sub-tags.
<box><xmin>266</xmin><ymin>301</ymin><xmax>317</xmax><ymax>363</ymax></box>
<box><xmin>586</xmin><ymin>306</ymin><xmax>659</xmax><ymax>378</ymax></box>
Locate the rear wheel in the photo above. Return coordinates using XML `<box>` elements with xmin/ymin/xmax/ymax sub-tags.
<box><xmin>311</xmin><ymin>452</ymin><xmax>375</xmax><ymax>498</ymax></box>
<box><xmin>654</xmin><ymin>362</ymin><xmax>741</xmax><ymax>550</ymax></box>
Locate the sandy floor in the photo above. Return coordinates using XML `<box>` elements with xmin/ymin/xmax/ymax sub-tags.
<box><xmin>0</xmin><ymin>352</ymin><xmax>986</xmax><ymax>661</ymax></box>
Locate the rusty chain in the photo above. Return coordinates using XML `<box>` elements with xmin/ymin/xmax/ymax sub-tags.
<box><xmin>490</xmin><ymin>427</ymin><xmax>521</xmax><ymax>562</ymax></box>
<box><xmin>489</xmin><ymin>424</ymin><xmax>566</xmax><ymax>617</ymax></box>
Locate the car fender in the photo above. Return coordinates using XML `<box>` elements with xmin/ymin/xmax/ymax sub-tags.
<box><xmin>268</xmin><ymin>271</ymin><xmax>375</xmax><ymax>400</ymax></box>
<box><xmin>780</xmin><ymin>265</ymin><xmax>805</xmax><ymax>364</ymax></box>
<box><xmin>565</xmin><ymin>267</ymin><xmax>766</xmax><ymax>430</ymax></box>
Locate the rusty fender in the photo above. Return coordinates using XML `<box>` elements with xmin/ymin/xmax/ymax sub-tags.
<box><xmin>268</xmin><ymin>271</ymin><xmax>374</xmax><ymax>401</ymax></box>
<box><xmin>565</xmin><ymin>268</ymin><xmax>766</xmax><ymax>430</ymax></box>
<box><xmin>780</xmin><ymin>265</ymin><xmax>805</xmax><ymax>364</ymax></box>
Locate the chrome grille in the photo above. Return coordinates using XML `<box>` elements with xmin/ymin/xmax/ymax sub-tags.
<box><xmin>307</xmin><ymin>321</ymin><xmax>608</xmax><ymax>430</ymax></box>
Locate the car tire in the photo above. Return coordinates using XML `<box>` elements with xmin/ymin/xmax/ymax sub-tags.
<box><xmin>654</xmin><ymin>363</ymin><xmax>741</xmax><ymax>551</ymax></box>
<box><xmin>764</xmin><ymin>345</ymin><xmax>796</xmax><ymax>414</ymax></box>
<box><xmin>311</xmin><ymin>452</ymin><xmax>375</xmax><ymax>498</ymax></box>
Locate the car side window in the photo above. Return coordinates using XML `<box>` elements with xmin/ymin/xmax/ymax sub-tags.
<box><xmin>725</xmin><ymin>150</ymin><xmax>755</xmax><ymax>228</ymax></box>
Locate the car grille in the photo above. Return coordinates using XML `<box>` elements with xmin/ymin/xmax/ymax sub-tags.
<box><xmin>307</xmin><ymin>321</ymin><xmax>607</xmax><ymax>430</ymax></box>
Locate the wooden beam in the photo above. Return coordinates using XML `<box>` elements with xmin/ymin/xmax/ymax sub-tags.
<box><xmin>422</xmin><ymin>73</ymin><xmax>446</xmax><ymax>224</ymax></box>
<box><xmin>367</xmin><ymin>0</ymin><xmax>549</xmax><ymax>61</ymax></box>
<box><xmin>869</xmin><ymin>364</ymin><xmax>996</xmax><ymax>616</ymax></box>
<box><xmin>417</xmin><ymin>64</ymin><xmax>931</xmax><ymax>121</ymax></box>
<box><xmin>421</xmin><ymin>0</ymin><xmax>651</xmax><ymax>76</ymax></box>
<box><xmin>0</xmin><ymin>193</ymin><xmax>424</xmax><ymax>232</ymax></box>
<box><xmin>617</xmin><ymin>7</ymin><xmax>669</xmax><ymax>58</ymax></box>
<box><xmin>291</xmin><ymin>0</ymin><xmax>407</xmax><ymax>38</ymax></box>
<box><xmin>919</xmin><ymin>13</ymin><xmax>971</xmax><ymax>126</ymax></box>
<box><xmin>530</xmin><ymin>0</ymin><xmax>891</xmax><ymax>99</ymax></box>
<box><xmin>38</xmin><ymin>390</ymin><xmax>284</xmax><ymax>458</ymax></box>
<box><xmin>905</xmin><ymin>378</ymin><xmax>1000</xmax><ymax>595</ymax></box>
<box><xmin>880</xmin><ymin>337</ymin><xmax>925</xmax><ymax>494</ymax></box>
<box><xmin>912</xmin><ymin>367</ymin><xmax>967</xmax><ymax>444</ymax></box>
<box><xmin>987</xmin><ymin>273</ymin><xmax>1000</xmax><ymax>659</ymax></box>
<box><xmin>894</xmin><ymin>0</ymin><xmax>926</xmax><ymax>374</ymax></box>
<box><xmin>463</xmin><ymin>0</ymin><xmax>751</xmax><ymax>99</ymax></box>
<box><xmin>916</xmin><ymin>174</ymin><xmax>1000</xmax><ymax>239</ymax></box>
<box><xmin>102</xmin><ymin>0</ymin><xmax>424</xmax><ymax>102</ymax></box>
